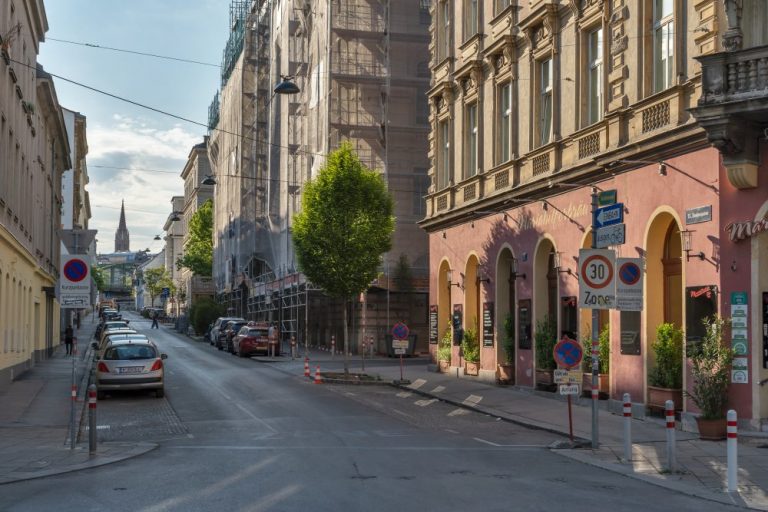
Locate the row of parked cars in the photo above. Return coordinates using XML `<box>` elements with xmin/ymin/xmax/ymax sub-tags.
<box><xmin>92</xmin><ymin>316</ymin><xmax>167</xmax><ymax>399</ymax></box>
<box><xmin>205</xmin><ymin>317</ymin><xmax>278</xmax><ymax>358</ymax></box>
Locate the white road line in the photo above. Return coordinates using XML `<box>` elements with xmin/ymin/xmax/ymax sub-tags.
<box><xmin>473</xmin><ymin>437</ymin><xmax>500</xmax><ymax>446</ymax></box>
<box><xmin>444</xmin><ymin>429</ymin><xmax>459</xmax><ymax>434</ymax></box>
<box><xmin>430</xmin><ymin>385</ymin><xmax>445</xmax><ymax>393</ymax></box>
<box><xmin>235</xmin><ymin>403</ymin><xmax>278</xmax><ymax>433</ymax></box>
<box><xmin>408</xmin><ymin>378</ymin><xmax>427</xmax><ymax>390</ymax></box>
<box><xmin>462</xmin><ymin>394</ymin><xmax>483</xmax><ymax>407</ymax></box>
<box><xmin>448</xmin><ymin>409</ymin><xmax>469</xmax><ymax>417</ymax></box>
<box><xmin>414</xmin><ymin>399</ymin><xmax>437</xmax><ymax>407</ymax></box>
<box><xmin>396</xmin><ymin>391</ymin><xmax>413</xmax><ymax>398</ymax></box>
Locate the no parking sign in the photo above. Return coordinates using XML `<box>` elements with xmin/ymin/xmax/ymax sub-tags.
<box><xmin>616</xmin><ymin>258</ymin><xmax>644</xmax><ymax>311</ymax></box>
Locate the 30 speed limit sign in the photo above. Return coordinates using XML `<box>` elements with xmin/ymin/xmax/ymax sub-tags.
<box><xmin>579</xmin><ymin>249</ymin><xmax>616</xmax><ymax>309</ymax></box>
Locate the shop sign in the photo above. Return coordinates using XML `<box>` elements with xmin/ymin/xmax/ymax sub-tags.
<box><xmin>597</xmin><ymin>189</ymin><xmax>617</xmax><ymax>207</ymax></box>
<box><xmin>685</xmin><ymin>205</ymin><xmax>712</xmax><ymax>225</ymax></box>
<box><xmin>731</xmin><ymin>292</ymin><xmax>748</xmax><ymax>305</ymax></box>
<box><xmin>726</xmin><ymin>217</ymin><xmax>768</xmax><ymax>242</ymax></box>
<box><xmin>616</xmin><ymin>258</ymin><xmax>643</xmax><ymax>311</ymax></box>
<box><xmin>732</xmin><ymin>357</ymin><xmax>749</xmax><ymax>384</ymax></box>
<box><xmin>429</xmin><ymin>305</ymin><xmax>438</xmax><ymax>344</ymax></box>
<box><xmin>482</xmin><ymin>302</ymin><xmax>494</xmax><ymax>347</ymax></box>
<box><xmin>579</xmin><ymin>249</ymin><xmax>616</xmax><ymax>310</ymax></box>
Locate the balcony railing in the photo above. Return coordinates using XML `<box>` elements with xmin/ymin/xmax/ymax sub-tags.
<box><xmin>699</xmin><ymin>45</ymin><xmax>768</xmax><ymax>105</ymax></box>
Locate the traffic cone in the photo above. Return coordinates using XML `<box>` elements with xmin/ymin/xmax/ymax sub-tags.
<box><xmin>314</xmin><ymin>365</ymin><xmax>322</xmax><ymax>384</ymax></box>
<box><xmin>304</xmin><ymin>357</ymin><xmax>310</xmax><ymax>378</ymax></box>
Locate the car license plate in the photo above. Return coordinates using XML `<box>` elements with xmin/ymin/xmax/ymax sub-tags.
<box><xmin>118</xmin><ymin>366</ymin><xmax>144</xmax><ymax>374</ymax></box>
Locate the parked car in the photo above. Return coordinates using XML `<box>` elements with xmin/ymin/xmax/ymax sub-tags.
<box><xmin>210</xmin><ymin>317</ymin><xmax>244</xmax><ymax>347</ymax></box>
<box><xmin>93</xmin><ymin>331</ymin><xmax>146</xmax><ymax>358</ymax></box>
<box><xmin>94</xmin><ymin>320</ymin><xmax>129</xmax><ymax>340</ymax></box>
<box><xmin>95</xmin><ymin>339</ymin><xmax>167</xmax><ymax>399</ymax></box>
<box><xmin>233</xmin><ymin>323</ymin><xmax>273</xmax><ymax>357</ymax></box>
<box><xmin>221</xmin><ymin>320</ymin><xmax>248</xmax><ymax>352</ymax></box>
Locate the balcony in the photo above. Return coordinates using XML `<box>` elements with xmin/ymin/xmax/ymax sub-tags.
<box><xmin>691</xmin><ymin>45</ymin><xmax>768</xmax><ymax>189</ymax></box>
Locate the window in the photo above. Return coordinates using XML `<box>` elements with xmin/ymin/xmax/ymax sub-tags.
<box><xmin>438</xmin><ymin>1</ymin><xmax>452</xmax><ymax>61</ymax></box>
<box><xmin>496</xmin><ymin>0</ymin><xmax>510</xmax><ymax>15</ymax></box>
<box><xmin>438</xmin><ymin>120</ymin><xmax>451</xmax><ymax>189</ymax></box>
<box><xmin>465</xmin><ymin>0</ymin><xmax>479</xmax><ymax>40</ymax></box>
<box><xmin>587</xmin><ymin>28</ymin><xmax>603</xmax><ymax>125</ymax></box>
<box><xmin>412</xmin><ymin>171</ymin><xmax>430</xmax><ymax>216</ymax></box>
<box><xmin>498</xmin><ymin>83</ymin><xmax>512</xmax><ymax>163</ymax></box>
<box><xmin>419</xmin><ymin>0</ymin><xmax>431</xmax><ymax>25</ymax></box>
<box><xmin>653</xmin><ymin>0</ymin><xmax>674</xmax><ymax>92</ymax></box>
<box><xmin>539</xmin><ymin>58</ymin><xmax>553</xmax><ymax>146</ymax></box>
<box><xmin>466</xmin><ymin>103</ymin><xmax>478</xmax><ymax>178</ymax></box>
<box><xmin>416</xmin><ymin>86</ymin><xmax>429</xmax><ymax>125</ymax></box>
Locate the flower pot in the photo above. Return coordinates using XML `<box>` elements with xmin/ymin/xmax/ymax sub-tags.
<box><xmin>438</xmin><ymin>359</ymin><xmax>450</xmax><ymax>373</ymax></box>
<box><xmin>582</xmin><ymin>373</ymin><xmax>610</xmax><ymax>398</ymax></box>
<box><xmin>648</xmin><ymin>386</ymin><xmax>683</xmax><ymax>410</ymax></box>
<box><xmin>498</xmin><ymin>363</ymin><xmax>514</xmax><ymax>383</ymax></box>
<box><xmin>465</xmin><ymin>361</ymin><xmax>480</xmax><ymax>376</ymax></box>
<box><xmin>536</xmin><ymin>369</ymin><xmax>556</xmax><ymax>391</ymax></box>
<box><xmin>696</xmin><ymin>417</ymin><xmax>727</xmax><ymax>440</ymax></box>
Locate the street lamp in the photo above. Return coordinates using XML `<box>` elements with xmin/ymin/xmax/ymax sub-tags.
<box><xmin>274</xmin><ymin>75</ymin><xmax>300</xmax><ymax>95</ymax></box>
<box><xmin>510</xmin><ymin>256</ymin><xmax>526</xmax><ymax>280</ymax></box>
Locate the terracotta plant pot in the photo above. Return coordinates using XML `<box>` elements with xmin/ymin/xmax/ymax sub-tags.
<box><xmin>465</xmin><ymin>361</ymin><xmax>480</xmax><ymax>376</ymax></box>
<box><xmin>498</xmin><ymin>363</ymin><xmax>514</xmax><ymax>383</ymax></box>
<box><xmin>438</xmin><ymin>359</ymin><xmax>450</xmax><ymax>373</ymax></box>
<box><xmin>696</xmin><ymin>417</ymin><xmax>727</xmax><ymax>440</ymax></box>
<box><xmin>647</xmin><ymin>386</ymin><xmax>683</xmax><ymax>410</ymax></box>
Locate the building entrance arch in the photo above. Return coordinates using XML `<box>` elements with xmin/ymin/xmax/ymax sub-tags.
<box><xmin>495</xmin><ymin>247</ymin><xmax>516</xmax><ymax>382</ymax></box>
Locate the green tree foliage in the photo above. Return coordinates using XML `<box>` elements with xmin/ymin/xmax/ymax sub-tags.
<box><xmin>649</xmin><ymin>323</ymin><xmax>684</xmax><ymax>389</ymax></box>
<box><xmin>292</xmin><ymin>143</ymin><xmax>395</xmax><ymax>373</ymax></box>
<box><xmin>91</xmin><ymin>266</ymin><xmax>105</xmax><ymax>291</ymax></box>
<box><xmin>189</xmin><ymin>297</ymin><xmax>224</xmax><ymax>336</ymax></box>
<box><xmin>144</xmin><ymin>267</ymin><xmax>174</xmax><ymax>308</ymax></box>
<box><xmin>176</xmin><ymin>199</ymin><xmax>213</xmax><ymax>276</ymax></box>
<box><xmin>534</xmin><ymin>316</ymin><xmax>557</xmax><ymax>371</ymax></box>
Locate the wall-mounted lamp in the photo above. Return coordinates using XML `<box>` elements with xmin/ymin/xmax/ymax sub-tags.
<box><xmin>477</xmin><ymin>268</ymin><xmax>491</xmax><ymax>286</ymax></box>
<box><xmin>657</xmin><ymin>163</ymin><xmax>667</xmax><ymax>176</ymax></box>
<box><xmin>681</xmin><ymin>230</ymin><xmax>705</xmax><ymax>261</ymax></box>
<box><xmin>510</xmin><ymin>257</ymin><xmax>526</xmax><ymax>280</ymax></box>
<box><xmin>553</xmin><ymin>251</ymin><xmax>574</xmax><ymax>275</ymax></box>
<box><xmin>202</xmin><ymin>174</ymin><xmax>217</xmax><ymax>186</ymax></box>
<box><xmin>170</xmin><ymin>211</ymin><xmax>182</xmax><ymax>222</ymax></box>
<box><xmin>446</xmin><ymin>269</ymin><xmax>463</xmax><ymax>289</ymax></box>
<box><xmin>274</xmin><ymin>75</ymin><xmax>301</xmax><ymax>95</ymax></box>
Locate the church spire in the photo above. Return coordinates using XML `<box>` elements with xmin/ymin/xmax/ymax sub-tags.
<box><xmin>115</xmin><ymin>199</ymin><xmax>130</xmax><ymax>252</ymax></box>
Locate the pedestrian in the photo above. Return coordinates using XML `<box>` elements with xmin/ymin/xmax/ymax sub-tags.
<box><xmin>151</xmin><ymin>311</ymin><xmax>159</xmax><ymax>329</ymax></box>
<box><xmin>75</xmin><ymin>312</ymin><xmax>81</xmax><ymax>330</ymax></box>
<box><xmin>64</xmin><ymin>325</ymin><xmax>74</xmax><ymax>355</ymax></box>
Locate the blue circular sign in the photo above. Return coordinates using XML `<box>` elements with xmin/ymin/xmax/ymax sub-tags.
<box><xmin>392</xmin><ymin>322</ymin><xmax>410</xmax><ymax>340</ymax></box>
<box><xmin>619</xmin><ymin>262</ymin><xmax>641</xmax><ymax>286</ymax></box>
<box><xmin>553</xmin><ymin>336</ymin><xmax>583</xmax><ymax>369</ymax></box>
<box><xmin>63</xmin><ymin>258</ymin><xmax>88</xmax><ymax>283</ymax></box>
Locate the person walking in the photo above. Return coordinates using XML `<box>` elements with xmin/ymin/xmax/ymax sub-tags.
<box><xmin>151</xmin><ymin>311</ymin><xmax>159</xmax><ymax>329</ymax></box>
<box><xmin>64</xmin><ymin>325</ymin><xmax>74</xmax><ymax>355</ymax></box>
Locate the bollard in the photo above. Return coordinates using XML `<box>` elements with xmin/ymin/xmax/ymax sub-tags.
<box><xmin>291</xmin><ymin>336</ymin><xmax>296</xmax><ymax>360</ymax></box>
<box><xmin>88</xmin><ymin>384</ymin><xmax>97</xmax><ymax>455</ymax></box>
<box><xmin>70</xmin><ymin>356</ymin><xmax>77</xmax><ymax>450</ymax></box>
<box><xmin>665</xmin><ymin>400</ymin><xmax>676</xmax><ymax>472</ymax></box>
<box><xmin>727</xmin><ymin>409</ymin><xmax>738</xmax><ymax>492</ymax></box>
<box><xmin>314</xmin><ymin>365</ymin><xmax>322</xmax><ymax>384</ymax></box>
<box><xmin>304</xmin><ymin>357</ymin><xmax>310</xmax><ymax>378</ymax></box>
<box><xmin>331</xmin><ymin>336</ymin><xmax>336</xmax><ymax>358</ymax></box>
<box><xmin>623</xmin><ymin>393</ymin><xmax>632</xmax><ymax>462</ymax></box>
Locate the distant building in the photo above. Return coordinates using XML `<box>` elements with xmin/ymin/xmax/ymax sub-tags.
<box><xmin>114</xmin><ymin>200</ymin><xmax>130</xmax><ymax>252</ymax></box>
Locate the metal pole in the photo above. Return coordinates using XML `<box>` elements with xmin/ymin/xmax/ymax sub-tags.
<box><xmin>567</xmin><ymin>394</ymin><xmax>574</xmax><ymax>442</ymax></box>
<box><xmin>70</xmin><ymin>357</ymin><xmax>76</xmax><ymax>449</ymax></box>
<box><xmin>727</xmin><ymin>409</ymin><xmax>738</xmax><ymax>492</ymax></box>
<box><xmin>590</xmin><ymin>188</ymin><xmax>599</xmax><ymax>449</ymax></box>
<box><xmin>665</xmin><ymin>399</ymin><xmax>676</xmax><ymax>472</ymax></box>
<box><xmin>88</xmin><ymin>384</ymin><xmax>97</xmax><ymax>455</ymax></box>
<box><xmin>623</xmin><ymin>393</ymin><xmax>632</xmax><ymax>461</ymax></box>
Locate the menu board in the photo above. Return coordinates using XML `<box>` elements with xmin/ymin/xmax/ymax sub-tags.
<box><xmin>483</xmin><ymin>302</ymin><xmax>494</xmax><ymax>347</ymax></box>
<box><xmin>518</xmin><ymin>299</ymin><xmax>532</xmax><ymax>350</ymax></box>
<box><xmin>429</xmin><ymin>305</ymin><xmax>438</xmax><ymax>344</ymax></box>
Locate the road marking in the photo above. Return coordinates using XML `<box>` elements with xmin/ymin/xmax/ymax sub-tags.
<box><xmin>430</xmin><ymin>385</ymin><xmax>445</xmax><ymax>393</ymax></box>
<box><xmin>444</xmin><ymin>429</ymin><xmax>459</xmax><ymax>434</ymax></box>
<box><xmin>462</xmin><ymin>394</ymin><xmax>482</xmax><ymax>407</ymax></box>
<box><xmin>168</xmin><ymin>445</ymin><xmax>543</xmax><ymax>451</ymax></box>
<box><xmin>448</xmin><ymin>409</ymin><xmax>469</xmax><ymax>417</ymax></box>
<box><xmin>472</xmin><ymin>438</ymin><xmax>547</xmax><ymax>448</ymax></box>
<box><xmin>414</xmin><ymin>399</ymin><xmax>437</xmax><ymax>407</ymax></box>
<box><xmin>396</xmin><ymin>391</ymin><xmax>412</xmax><ymax>398</ymax></box>
<box><xmin>473</xmin><ymin>437</ymin><xmax>500</xmax><ymax>446</ymax></box>
<box><xmin>235</xmin><ymin>403</ymin><xmax>278</xmax><ymax>433</ymax></box>
<box><xmin>408</xmin><ymin>378</ymin><xmax>426</xmax><ymax>390</ymax></box>
<box><xmin>392</xmin><ymin>409</ymin><xmax>412</xmax><ymax>418</ymax></box>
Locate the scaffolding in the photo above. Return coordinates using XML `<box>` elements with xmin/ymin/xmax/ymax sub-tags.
<box><xmin>221</xmin><ymin>1</ymin><xmax>249</xmax><ymax>86</ymax></box>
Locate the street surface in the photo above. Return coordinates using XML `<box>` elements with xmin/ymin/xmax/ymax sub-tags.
<box><xmin>0</xmin><ymin>312</ymin><xmax>741</xmax><ymax>511</ymax></box>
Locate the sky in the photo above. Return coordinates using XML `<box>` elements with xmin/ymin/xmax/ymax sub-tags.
<box><xmin>38</xmin><ymin>0</ymin><xmax>230</xmax><ymax>254</ymax></box>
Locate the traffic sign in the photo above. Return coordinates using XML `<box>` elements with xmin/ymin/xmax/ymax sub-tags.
<box><xmin>554</xmin><ymin>369</ymin><xmax>583</xmax><ymax>384</ymax></box>
<box><xmin>594</xmin><ymin>203</ymin><xmax>624</xmax><ymax>228</ymax></box>
<box><xmin>579</xmin><ymin>249</ymin><xmax>616</xmax><ymax>309</ymax></box>
<box><xmin>63</xmin><ymin>258</ymin><xmax>89</xmax><ymax>282</ymax></box>
<box><xmin>392</xmin><ymin>339</ymin><xmax>409</xmax><ymax>349</ymax></box>
<box><xmin>595</xmin><ymin>223</ymin><xmax>625</xmax><ymax>248</ymax></box>
<box><xmin>553</xmin><ymin>335</ymin><xmax>583</xmax><ymax>369</ymax></box>
<box><xmin>392</xmin><ymin>322</ymin><xmax>410</xmax><ymax>340</ymax></box>
<box><xmin>616</xmin><ymin>258</ymin><xmax>643</xmax><ymax>311</ymax></box>
<box><xmin>394</xmin><ymin>348</ymin><xmax>406</xmax><ymax>355</ymax></box>
<box><xmin>60</xmin><ymin>255</ymin><xmax>92</xmax><ymax>309</ymax></box>
<box><xmin>559</xmin><ymin>384</ymin><xmax>581</xmax><ymax>396</ymax></box>
<box><xmin>597</xmin><ymin>189</ymin><xmax>617</xmax><ymax>207</ymax></box>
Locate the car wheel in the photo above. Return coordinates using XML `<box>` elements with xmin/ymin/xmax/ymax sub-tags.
<box><xmin>155</xmin><ymin>388</ymin><xmax>165</xmax><ymax>398</ymax></box>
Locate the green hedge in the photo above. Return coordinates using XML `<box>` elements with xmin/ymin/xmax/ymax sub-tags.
<box><xmin>189</xmin><ymin>298</ymin><xmax>224</xmax><ymax>336</ymax></box>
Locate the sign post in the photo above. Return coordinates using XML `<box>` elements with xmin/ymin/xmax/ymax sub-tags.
<box><xmin>392</xmin><ymin>322</ymin><xmax>410</xmax><ymax>382</ymax></box>
<box><xmin>554</xmin><ymin>335</ymin><xmax>583</xmax><ymax>442</ymax></box>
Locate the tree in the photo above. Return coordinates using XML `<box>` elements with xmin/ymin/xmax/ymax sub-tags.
<box><xmin>144</xmin><ymin>267</ymin><xmax>174</xmax><ymax>308</ymax></box>
<box><xmin>91</xmin><ymin>266</ymin><xmax>105</xmax><ymax>292</ymax></box>
<box><xmin>176</xmin><ymin>199</ymin><xmax>213</xmax><ymax>276</ymax></box>
<box><xmin>292</xmin><ymin>143</ymin><xmax>394</xmax><ymax>374</ymax></box>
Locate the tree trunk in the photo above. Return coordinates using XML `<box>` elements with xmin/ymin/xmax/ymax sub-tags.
<box><xmin>343</xmin><ymin>297</ymin><xmax>350</xmax><ymax>375</ymax></box>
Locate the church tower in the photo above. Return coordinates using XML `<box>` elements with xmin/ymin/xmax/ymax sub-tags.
<box><xmin>114</xmin><ymin>199</ymin><xmax>130</xmax><ymax>252</ymax></box>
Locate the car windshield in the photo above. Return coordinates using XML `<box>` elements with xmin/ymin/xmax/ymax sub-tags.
<box><xmin>104</xmin><ymin>345</ymin><xmax>157</xmax><ymax>361</ymax></box>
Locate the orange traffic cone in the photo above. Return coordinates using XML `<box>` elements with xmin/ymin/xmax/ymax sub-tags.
<box><xmin>314</xmin><ymin>365</ymin><xmax>322</xmax><ymax>384</ymax></box>
<box><xmin>304</xmin><ymin>357</ymin><xmax>310</xmax><ymax>378</ymax></box>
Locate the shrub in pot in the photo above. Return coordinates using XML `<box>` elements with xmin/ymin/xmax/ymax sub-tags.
<box><xmin>498</xmin><ymin>313</ymin><xmax>515</xmax><ymax>383</ymax></box>
<box><xmin>461</xmin><ymin>327</ymin><xmax>480</xmax><ymax>376</ymax></box>
<box><xmin>648</xmin><ymin>323</ymin><xmax>684</xmax><ymax>409</ymax></box>
<box><xmin>437</xmin><ymin>329</ymin><xmax>452</xmax><ymax>372</ymax></box>
<box><xmin>534</xmin><ymin>316</ymin><xmax>557</xmax><ymax>387</ymax></box>
<box><xmin>685</xmin><ymin>316</ymin><xmax>734</xmax><ymax>440</ymax></box>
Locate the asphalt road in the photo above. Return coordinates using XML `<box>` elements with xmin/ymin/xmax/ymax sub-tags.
<box><xmin>0</xmin><ymin>313</ymin><xmax>741</xmax><ymax>512</ymax></box>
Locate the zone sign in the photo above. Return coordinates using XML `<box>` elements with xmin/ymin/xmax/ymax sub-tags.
<box><xmin>579</xmin><ymin>249</ymin><xmax>616</xmax><ymax>310</ymax></box>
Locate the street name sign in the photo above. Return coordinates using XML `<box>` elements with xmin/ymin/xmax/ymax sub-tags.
<box><xmin>597</xmin><ymin>189</ymin><xmax>617</xmax><ymax>207</ymax></box>
<box><xmin>616</xmin><ymin>258</ymin><xmax>644</xmax><ymax>311</ymax></box>
<box><xmin>594</xmin><ymin>203</ymin><xmax>624</xmax><ymax>228</ymax></box>
<box><xmin>579</xmin><ymin>249</ymin><xmax>616</xmax><ymax>310</ymax></box>
<box><xmin>595</xmin><ymin>223</ymin><xmax>625</xmax><ymax>248</ymax></box>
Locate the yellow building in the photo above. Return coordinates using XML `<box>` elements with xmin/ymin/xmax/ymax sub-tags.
<box><xmin>1</xmin><ymin>1</ymin><xmax>70</xmax><ymax>387</ymax></box>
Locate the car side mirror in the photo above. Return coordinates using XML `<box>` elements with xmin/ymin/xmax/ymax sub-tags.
<box><xmin>161</xmin><ymin>353</ymin><xmax>168</xmax><ymax>360</ymax></box>
<box><xmin>91</xmin><ymin>342</ymin><xmax>98</xmax><ymax>350</ymax></box>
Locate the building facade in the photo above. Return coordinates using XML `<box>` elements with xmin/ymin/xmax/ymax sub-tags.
<box><xmin>0</xmin><ymin>0</ymin><xmax>70</xmax><ymax>387</ymax></box>
<box><xmin>163</xmin><ymin>196</ymin><xmax>185</xmax><ymax>317</ymax></box>
<box><xmin>423</xmin><ymin>0</ymin><xmax>768</xmax><ymax>428</ymax></box>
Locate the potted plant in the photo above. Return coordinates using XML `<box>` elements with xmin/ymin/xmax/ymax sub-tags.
<box><xmin>648</xmin><ymin>323</ymin><xmax>684</xmax><ymax>410</ymax></box>
<box><xmin>534</xmin><ymin>316</ymin><xmax>557</xmax><ymax>389</ymax></box>
<box><xmin>437</xmin><ymin>328</ymin><xmax>452</xmax><ymax>373</ymax></box>
<box><xmin>461</xmin><ymin>327</ymin><xmax>480</xmax><ymax>376</ymax></box>
<box><xmin>498</xmin><ymin>313</ymin><xmax>515</xmax><ymax>383</ymax></box>
<box><xmin>685</xmin><ymin>316</ymin><xmax>734</xmax><ymax>440</ymax></box>
<box><xmin>582</xmin><ymin>325</ymin><xmax>610</xmax><ymax>397</ymax></box>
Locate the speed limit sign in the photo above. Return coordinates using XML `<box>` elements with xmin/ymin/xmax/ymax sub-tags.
<box><xmin>579</xmin><ymin>249</ymin><xmax>616</xmax><ymax>309</ymax></box>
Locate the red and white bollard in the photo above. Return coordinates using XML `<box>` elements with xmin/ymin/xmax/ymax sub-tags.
<box><xmin>665</xmin><ymin>400</ymin><xmax>676</xmax><ymax>472</ymax></box>
<box><xmin>291</xmin><ymin>336</ymin><xmax>296</xmax><ymax>360</ymax></box>
<box><xmin>304</xmin><ymin>357</ymin><xmax>310</xmax><ymax>378</ymax></box>
<box><xmin>314</xmin><ymin>365</ymin><xmax>322</xmax><ymax>385</ymax></box>
<box><xmin>88</xmin><ymin>384</ymin><xmax>97</xmax><ymax>454</ymax></box>
<box><xmin>623</xmin><ymin>393</ymin><xmax>632</xmax><ymax>462</ymax></box>
<box><xmin>727</xmin><ymin>409</ymin><xmax>738</xmax><ymax>492</ymax></box>
<box><xmin>331</xmin><ymin>336</ymin><xmax>336</xmax><ymax>358</ymax></box>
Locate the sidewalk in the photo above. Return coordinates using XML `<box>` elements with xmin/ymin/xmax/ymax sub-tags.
<box><xmin>267</xmin><ymin>348</ymin><xmax>768</xmax><ymax>510</ymax></box>
<box><xmin>0</xmin><ymin>313</ymin><xmax>156</xmax><ymax>485</ymax></box>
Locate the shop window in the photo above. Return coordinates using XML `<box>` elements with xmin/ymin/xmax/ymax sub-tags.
<box><xmin>685</xmin><ymin>285</ymin><xmax>718</xmax><ymax>350</ymax></box>
<box><xmin>518</xmin><ymin>299</ymin><xmax>532</xmax><ymax>349</ymax></box>
<box><xmin>561</xmin><ymin>296</ymin><xmax>577</xmax><ymax>339</ymax></box>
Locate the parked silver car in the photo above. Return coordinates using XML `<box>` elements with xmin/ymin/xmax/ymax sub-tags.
<box><xmin>95</xmin><ymin>339</ymin><xmax>167</xmax><ymax>399</ymax></box>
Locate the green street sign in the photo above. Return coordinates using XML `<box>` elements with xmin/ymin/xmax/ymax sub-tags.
<box><xmin>731</xmin><ymin>291</ymin><xmax>748</xmax><ymax>305</ymax></box>
<box><xmin>598</xmin><ymin>190</ymin><xmax>617</xmax><ymax>207</ymax></box>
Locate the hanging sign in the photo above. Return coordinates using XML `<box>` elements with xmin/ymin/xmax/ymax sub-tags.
<box><xmin>482</xmin><ymin>302</ymin><xmax>494</xmax><ymax>347</ymax></box>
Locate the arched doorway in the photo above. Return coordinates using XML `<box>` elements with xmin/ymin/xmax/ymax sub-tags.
<box><xmin>645</xmin><ymin>211</ymin><xmax>684</xmax><ymax>402</ymax></box>
<box><xmin>534</xmin><ymin>238</ymin><xmax>558</xmax><ymax>377</ymax></box>
<box><xmin>464</xmin><ymin>255</ymin><xmax>480</xmax><ymax>335</ymax></box>
<box><xmin>496</xmin><ymin>247</ymin><xmax>516</xmax><ymax>382</ymax></box>
<box><xmin>437</xmin><ymin>259</ymin><xmax>452</xmax><ymax>365</ymax></box>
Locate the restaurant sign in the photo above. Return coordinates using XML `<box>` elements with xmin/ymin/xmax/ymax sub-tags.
<box><xmin>726</xmin><ymin>217</ymin><xmax>768</xmax><ymax>242</ymax></box>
